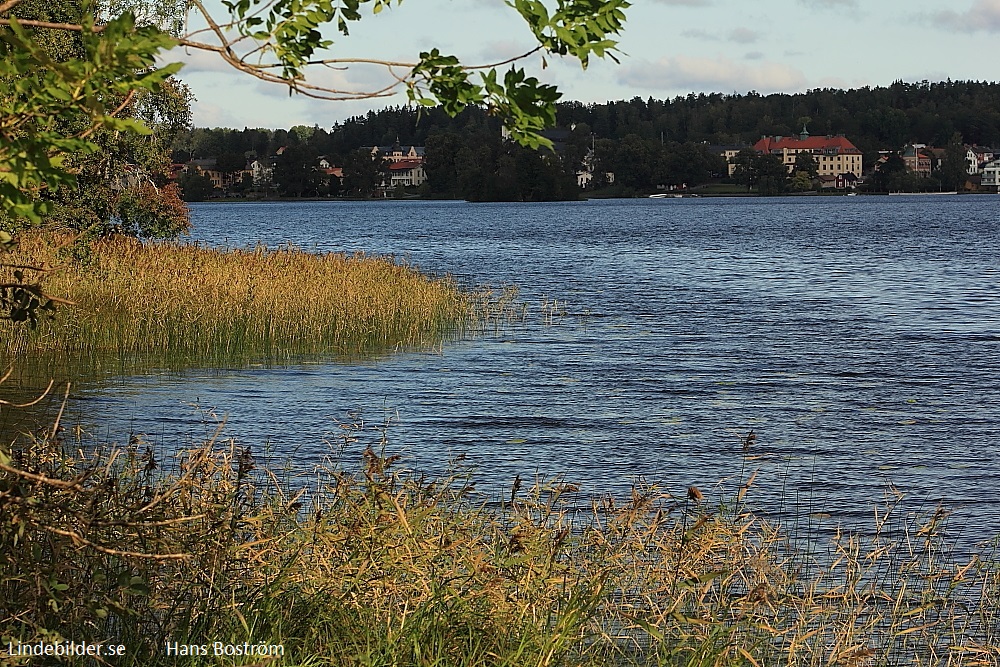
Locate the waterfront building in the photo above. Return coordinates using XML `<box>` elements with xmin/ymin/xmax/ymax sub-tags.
<box><xmin>753</xmin><ymin>131</ymin><xmax>863</xmax><ymax>179</ymax></box>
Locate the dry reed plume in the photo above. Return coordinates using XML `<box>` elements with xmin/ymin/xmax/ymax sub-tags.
<box><xmin>2</xmin><ymin>420</ymin><xmax>998</xmax><ymax>666</ymax></box>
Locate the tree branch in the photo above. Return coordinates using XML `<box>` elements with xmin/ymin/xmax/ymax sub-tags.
<box><xmin>76</xmin><ymin>89</ymin><xmax>137</xmax><ymax>141</ymax></box>
<box><xmin>0</xmin><ymin>17</ymin><xmax>105</xmax><ymax>32</ymax></box>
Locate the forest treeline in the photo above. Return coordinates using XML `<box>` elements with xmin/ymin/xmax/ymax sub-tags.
<box><xmin>172</xmin><ymin>80</ymin><xmax>1000</xmax><ymax>199</ymax></box>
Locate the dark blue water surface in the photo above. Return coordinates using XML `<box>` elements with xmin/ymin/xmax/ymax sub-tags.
<box><xmin>74</xmin><ymin>196</ymin><xmax>1000</xmax><ymax>546</ymax></box>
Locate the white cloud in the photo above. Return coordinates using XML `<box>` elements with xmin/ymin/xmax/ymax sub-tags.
<box><xmin>651</xmin><ymin>0</ymin><xmax>712</xmax><ymax>5</ymax></box>
<box><xmin>933</xmin><ymin>0</ymin><xmax>1000</xmax><ymax>32</ymax></box>
<box><xmin>619</xmin><ymin>55</ymin><xmax>808</xmax><ymax>94</ymax></box>
<box><xmin>160</xmin><ymin>47</ymin><xmax>236</xmax><ymax>74</ymax></box>
<box><xmin>191</xmin><ymin>101</ymin><xmax>249</xmax><ymax>128</ymax></box>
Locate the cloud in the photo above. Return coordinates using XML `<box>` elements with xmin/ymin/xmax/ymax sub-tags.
<box><xmin>619</xmin><ymin>55</ymin><xmax>808</xmax><ymax>94</ymax></box>
<box><xmin>478</xmin><ymin>40</ymin><xmax>535</xmax><ymax>65</ymax></box>
<box><xmin>727</xmin><ymin>27</ymin><xmax>760</xmax><ymax>44</ymax></box>
<box><xmin>680</xmin><ymin>28</ymin><xmax>714</xmax><ymax>40</ymax></box>
<box><xmin>160</xmin><ymin>47</ymin><xmax>237</xmax><ymax>74</ymax></box>
<box><xmin>798</xmin><ymin>0</ymin><xmax>858</xmax><ymax>7</ymax></box>
<box><xmin>681</xmin><ymin>27</ymin><xmax>760</xmax><ymax>43</ymax></box>
<box><xmin>933</xmin><ymin>0</ymin><xmax>1000</xmax><ymax>32</ymax></box>
<box><xmin>191</xmin><ymin>101</ymin><xmax>249</xmax><ymax>128</ymax></box>
<box><xmin>744</xmin><ymin>51</ymin><xmax>765</xmax><ymax>61</ymax></box>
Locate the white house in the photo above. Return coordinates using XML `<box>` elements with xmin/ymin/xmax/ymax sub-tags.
<box><xmin>387</xmin><ymin>160</ymin><xmax>426</xmax><ymax>188</ymax></box>
<box><xmin>249</xmin><ymin>159</ymin><xmax>273</xmax><ymax>186</ymax></box>
<box><xmin>981</xmin><ymin>158</ymin><xmax>1000</xmax><ymax>192</ymax></box>
<box><xmin>966</xmin><ymin>147</ymin><xmax>996</xmax><ymax>175</ymax></box>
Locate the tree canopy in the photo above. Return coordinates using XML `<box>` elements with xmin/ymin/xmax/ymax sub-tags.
<box><xmin>2</xmin><ymin>0</ymin><xmax>633</xmax><ymax>228</ymax></box>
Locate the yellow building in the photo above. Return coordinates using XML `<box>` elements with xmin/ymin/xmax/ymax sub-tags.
<box><xmin>753</xmin><ymin>133</ymin><xmax>863</xmax><ymax>177</ymax></box>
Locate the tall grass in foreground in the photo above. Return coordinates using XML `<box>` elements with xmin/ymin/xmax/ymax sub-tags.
<box><xmin>2</xmin><ymin>423</ymin><xmax>998</xmax><ymax>666</ymax></box>
<box><xmin>1</xmin><ymin>233</ymin><xmax>516</xmax><ymax>363</ymax></box>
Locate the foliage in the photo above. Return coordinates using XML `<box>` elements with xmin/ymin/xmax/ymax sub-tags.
<box><xmin>339</xmin><ymin>148</ymin><xmax>376</xmax><ymax>198</ymax></box>
<box><xmin>870</xmin><ymin>154</ymin><xmax>907</xmax><ymax>192</ymax></box>
<box><xmin>273</xmin><ymin>143</ymin><xmax>322</xmax><ymax>197</ymax></box>
<box><xmin>171</xmin><ymin>77</ymin><xmax>1000</xmax><ymax>201</ymax></box>
<box><xmin>554</xmin><ymin>81</ymin><xmax>1000</xmax><ymax>156</ymax></box>
<box><xmin>789</xmin><ymin>170</ymin><xmax>813</xmax><ymax>192</ymax></box>
<box><xmin>214</xmin><ymin>151</ymin><xmax>247</xmax><ymax>174</ymax></box>
<box><xmin>732</xmin><ymin>147</ymin><xmax>756</xmax><ymax>191</ymax></box>
<box><xmin>0</xmin><ymin>4</ymin><xmax>182</xmax><ymax>229</ymax></box>
<box><xmin>0</xmin><ymin>231</ymin><xmax>58</xmax><ymax>326</ymax></box>
<box><xmin>174</xmin><ymin>81</ymin><xmax>1000</xmax><ymax>171</ymax></box>
<box><xmin>793</xmin><ymin>151</ymin><xmax>819</xmax><ymax>178</ymax></box>
<box><xmin>2</xmin><ymin>427</ymin><xmax>998</xmax><ymax>665</ymax></box>
<box><xmin>422</xmin><ymin>129</ymin><xmax>578</xmax><ymax>201</ymax></box>
<box><xmin>938</xmin><ymin>132</ymin><xmax>969</xmax><ymax>191</ymax></box>
<box><xmin>114</xmin><ymin>182</ymin><xmax>189</xmax><ymax>237</ymax></box>
<box><xmin>754</xmin><ymin>154</ymin><xmax>787</xmax><ymax>196</ymax></box>
<box><xmin>410</xmin><ymin>52</ymin><xmax>562</xmax><ymax>149</ymax></box>
<box><xmin>3</xmin><ymin>0</ymin><xmax>634</xmax><ymax>229</ymax></box>
<box><xmin>176</xmin><ymin>170</ymin><xmax>214</xmax><ymax>201</ymax></box>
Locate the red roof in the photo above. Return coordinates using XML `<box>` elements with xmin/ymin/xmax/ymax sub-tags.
<box><xmin>753</xmin><ymin>135</ymin><xmax>860</xmax><ymax>153</ymax></box>
<box><xmin>388</xmin><ymin>160</ymin><xmax>422</xmax><ymax>171</ymax></box>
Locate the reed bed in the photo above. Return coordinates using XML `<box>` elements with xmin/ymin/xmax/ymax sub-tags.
<box><xmin>2</xmin><ymin>421</ymin><xmax>998</xmax><ymax>667</ymax></box>
<box><xmin>1</xmin><ymin>233</ymin><xmax>514</xmax><ymax>363</ymax></box>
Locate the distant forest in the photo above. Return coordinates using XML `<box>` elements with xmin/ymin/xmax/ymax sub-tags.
<box><xmin>172</xmin><ymin>80</ymin><xmax>1000</xmax><ymax>199</ymax></box>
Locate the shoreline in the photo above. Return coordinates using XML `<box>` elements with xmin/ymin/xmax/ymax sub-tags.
<box><xmin>187</xmin><ymin>190</ymin><xmax>995</xmax><ymax>204</ymax></box>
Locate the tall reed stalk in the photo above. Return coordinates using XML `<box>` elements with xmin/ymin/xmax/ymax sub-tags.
<box><xmin>1</xmin><ymin>233</ymin><xmax>514</xmax><ymax>364</ymax></box>
<box><xmin>2</xmin><ymin>420</ymin><xmax>997</xmax><ymax>666</ymax></box>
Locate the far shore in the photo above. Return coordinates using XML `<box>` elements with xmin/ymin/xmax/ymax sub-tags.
<box><xmin>187</xmin><ymin>189</ymin><xmax>994</xmax><ymax>204</ymax></box>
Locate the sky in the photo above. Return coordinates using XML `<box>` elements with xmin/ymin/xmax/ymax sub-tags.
<box><xmin>167</xmin><ymin>0</ymin><xmax>1000</xmax><ymax>130</ymax></box>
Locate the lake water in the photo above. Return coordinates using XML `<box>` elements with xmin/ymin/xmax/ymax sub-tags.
<box><xmin>65</xmin><ymin>196</ymin><xmax>1000</xmax><ymax>548</ymax></box>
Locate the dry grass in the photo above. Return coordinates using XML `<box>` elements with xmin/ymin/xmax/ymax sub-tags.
<box><xmin>2</xmin><ymin>420</ymin><xmax>998</xmax><ymax>667</ymax></box>
<box><xmin>1</xmin><ymin>232</ymin><xmax>509</xmax><ymax>362</ymax></box>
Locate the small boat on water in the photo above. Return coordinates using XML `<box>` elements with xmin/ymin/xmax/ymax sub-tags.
<box><xmin>648</xmin><ymin>193</ymin><xmax>684</xmax><ymax>198</ymax></box>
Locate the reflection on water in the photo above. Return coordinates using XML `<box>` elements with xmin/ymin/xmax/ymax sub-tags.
<box><xmin>6</xmin><ymin>196</ymin><xmax>1000</xmax><ymax>551</ymax></box>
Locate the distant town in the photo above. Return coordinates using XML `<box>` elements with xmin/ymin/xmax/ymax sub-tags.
<box><xmin>168</xmin><ymin>81</ymin><xmax>1000</xmax><ymax>201</ymax></box>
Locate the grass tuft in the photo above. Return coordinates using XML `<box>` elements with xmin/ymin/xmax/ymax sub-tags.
<box><xmin>2</xmin><ymin>423</ymin><xmax>998</xmax><ymax>666</ymax></box>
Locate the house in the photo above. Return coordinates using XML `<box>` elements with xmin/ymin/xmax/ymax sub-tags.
<box><xmin>982</xmin><ymin>159</ymin><xmax>1000</xmax><ymax>192</ymax></box>
<box><xmin>249</xmin><ymin>159</ymin><xmax>273</xmax><ymax>186</ymax></box>
<box><xmin>371</xmin><ymin>141</ymin><xmax>425</xmax><ymax>162</ymax></box>
<box><xmin>576</xmin><ymin>169</ymin><xmax>614</xmax><ymax>189</ymax></box>
<box><xmin>387</xmin><ymin>160</ymin><xmax>426</xmax><ymax>188</ymax></box>
<box><xmin>836</xmin><ymin>172</ymin><xmax>859</xmax><ymax>190</ymax></box>
<box><xmin>926</xmin><ymin>147</ymin><xmax>947</xmax><ymax>172</ymax></box>
<box><xmin>753</xmin><ymin>131</ymin><xmax>863</xmax><ymax>179</ymax></box>
<box><xmin>817</xmin><ymin>174</ymin><xmax>838</xmax><ymax>190</ymax></box>
<box><xmin>186</xmin><ymin>158</ymin><xmax>224</xmax><ymax>189</ymax></box>
<box><xmin>901</xmin><ymin>144</ymin><xmax>933</xmax><ymax>176</ymax></box>
<box><xmin>966</xmin><ymin>146</ymin><xmax>997</xmax><ymax>175</ymax></box>
<box><xmin>186</xmin><ymin>158</ymin><xmax>252</xmax><ymax>191</ymax></box>
<box><xmin>708</xmin><ymin>144</ymin><xmax>748</xmax><ymax>177</ymax></box>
